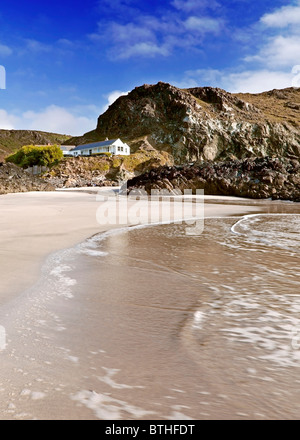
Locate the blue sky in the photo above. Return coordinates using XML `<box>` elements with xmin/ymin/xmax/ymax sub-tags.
<box><xmin>0</xmin><ymin>0</ymin><xmax>299</xmax><ymax>135</ymax></box>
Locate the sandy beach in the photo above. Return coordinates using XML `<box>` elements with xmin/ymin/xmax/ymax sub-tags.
<box><xmin>0</xmin><ymin>189</ymin><xmax>261</xmax><ymax>305</ymax></box>
<box><xmin>0</xmin><ymin>189</ymin><xmax>299</xmax><ymax>420</ymax></box>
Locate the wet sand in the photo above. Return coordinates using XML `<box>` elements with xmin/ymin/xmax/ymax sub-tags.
<box><xmin>0</xmin><ymin>189</ymin><xmax>297</xmax><ymax>420</ymax></box>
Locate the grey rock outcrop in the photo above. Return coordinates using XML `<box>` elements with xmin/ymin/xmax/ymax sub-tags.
<box><xmin>0</xmin><ymin>162</ymin><xmax>54</xmax><ymax>195</ymax></box>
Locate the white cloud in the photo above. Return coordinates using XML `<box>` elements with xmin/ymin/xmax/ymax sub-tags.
<box><xmin>0</xmin><ymin>44</ymin><xmax>12</xmax><ymax>56</ymax></box>
<box><xmin>176</xmin><ymin>68</ymin><xmax>295</xmax><ymax>93</ymax></box>
<box><xmin>242</xmin><ymin>2</ymin><xmax>300</xmax><ymax>70</ymax></box>
<box><xmin>118</xmin><ymin>42</ymin><xmax>170</xmax><ymax>59</ymax></box>
<box><xmin>261</xmin><ymin>2</ymin><xmax>300</xmax><ymax>28</ymax></box>
<box><xmin>0</xmin><ymin>65</ymin><xmax>6</xmax><ymax>89</ymax></box>
<box><xmin>171</xmin><ymin>0</ymin><xmax>220</xmax><ymax>12</ymax></box>
<box><xmin>224</xmin><ymin>70</ymin><xmax>294</xmax><ymax>93</ymax></box>
<box><xmin>24</xmin><ymin>39</ymin><xmax>52</xmax><ymax>54</ymax></box>
<box><xmin>109</xmin><ymin>22</ymin><xmax>155</xmax><ymax>43</ymax></box>
<box><xmin>0</xmin><ymin>109</ymin><xmax>19</xmax><ymax>129</ymax></box>
<box><xmin>102</xmin><ymin>90</ymin><xmax>129</xmax><ymax>112</ymax></box>
<box><xmin>94</xmin><ymin>4</ymin><xmax>224</xmax><ymax>59</ymax></box>
<box><xmin>174</xmin><ymin>68</ymin><xmax>222</xmax><ymax>88</ymax></box>
<box><xmin>57</xmin><ymin>38</ymin><xmax>74</xmax><ymax>47</ymax></box>
<box><xmin>184</xmin><ymin>16</ymin><xmax>222</xmax><ymax>33</ymax></box>
<box><xmin>172</xmin><ymin>1</ymin><xmax>300</xmax><ymax>95</ymax></box>
<box><xmin>184</xmin><ymin>2</ymin><xmax>300</xmax><ymax>92</ymax></box>
<box><xmin>0</xmin><ymin>105</ymin><xmax>97</xmax><ymax>135</ymax></box>
<box><xmin>17</xmin><ymin>38</ymin><xmax>77</xmax><ymax>58</ymax></box>
<box><xmin>22</xmin><ymin>105</ymin><xmax>96</xmax><ymax>135</ymax></box>
<box><xmin>94</xmin><ymin>18</ymin><xmax>169</xmax><ymax>59</ymax></box>
<box><xmin>245</xmin><ymin>34</ymin><xmax>300</xmax><ymax>69</ymax></box>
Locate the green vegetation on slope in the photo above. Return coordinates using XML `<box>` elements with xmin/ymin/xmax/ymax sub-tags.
<box><xmin>6</xmin><ymin>145</ymin><xmax>63</xmax><ymax>168</ymax></box>
<box><xmin>0</xmin><ymin>129</ymin><xmax>71</xmax><ymax>161</ymax></box>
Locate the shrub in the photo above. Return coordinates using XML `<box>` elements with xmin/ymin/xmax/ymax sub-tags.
<box><xmin>91</xmin><ymin>161</ymin><xmax>110</xmax><ymax>173</ymax></box>
<box><xmin>111</xmin><ymin>157</ymin><xmax>122</xmax><ymax>168</ymax></box>
<box><xmin>92</xmin><ymin>152</ymin><xmax>112</xmax><ymax>157</ymax></box>
<box><xmin>5</xmin><ymin>145</ymin><xmax>63</xmax><ymax>168</ymax></box>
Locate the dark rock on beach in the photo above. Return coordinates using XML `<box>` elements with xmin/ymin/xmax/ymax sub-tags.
<box><xmin>124</xmin><ymin>157</ymin><xmax>300</xmax><ymax>202</ymax></box>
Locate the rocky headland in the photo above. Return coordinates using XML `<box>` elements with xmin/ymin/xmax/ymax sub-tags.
<box><xmin>66</xmin><ymin>82</ymin><xmax>300</xmax><ymax>165</ymax></box>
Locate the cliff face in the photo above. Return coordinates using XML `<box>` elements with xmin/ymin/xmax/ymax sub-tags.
<box><xmin>66</xmin><ymin>82</ymin><xmax>300</xmax><ymax>164</ymax></box>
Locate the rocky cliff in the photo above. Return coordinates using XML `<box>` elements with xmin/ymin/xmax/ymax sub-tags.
<box><xmin>65</xmin><ymin>82</ymin><xmax>300</xmax><ymax>165</ymax></box>
<box><xmin>0</xmin><ymin>162</ymin><xmax>54</xmax><ymax>195</ymax></box>
<box><xmin>124</xmin><ymin>157</ymin><xmax>300</xmax><ymax>202</ymax></box>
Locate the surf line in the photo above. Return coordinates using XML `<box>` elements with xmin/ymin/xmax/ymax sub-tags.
<box><xmin>231</xmin><ymin>213</ymin><xmax>300</xmax><ymax>236</ymax></box>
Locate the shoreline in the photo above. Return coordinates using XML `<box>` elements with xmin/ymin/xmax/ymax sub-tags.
<box><xmin>0</xmin><ymin>189</ymin><xmax>264</xmax><ymax>304</ymax></box>
<box><xmin>0</xmin><ymin>189</ymin><xmax>299</xmax><ymax>420</ymax></box>
<box><xmin>0</xmin><ymin>188</ymin><xmax>298</xmax><ymax>307</ymax></box>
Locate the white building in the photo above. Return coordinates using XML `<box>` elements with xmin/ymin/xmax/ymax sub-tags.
<box><xmin>60</xmin><ymin>145</ymin><xmax>76</xmax><ymax>156</ymax></box>
<box><xmin>69</xmin><ymin>139</ymin><xmax>130</xmax><ymax>157</ymax></box>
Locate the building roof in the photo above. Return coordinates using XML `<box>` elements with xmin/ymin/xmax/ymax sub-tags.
<box><xmin>72</xmin><ymin>139</ymin><xmax>118</xmax><ymax>152</ymax></box>
<box><xmin>61</xmin><ymin>145</ymin><xmax>75</xmax><ymax>151</ymax></box>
